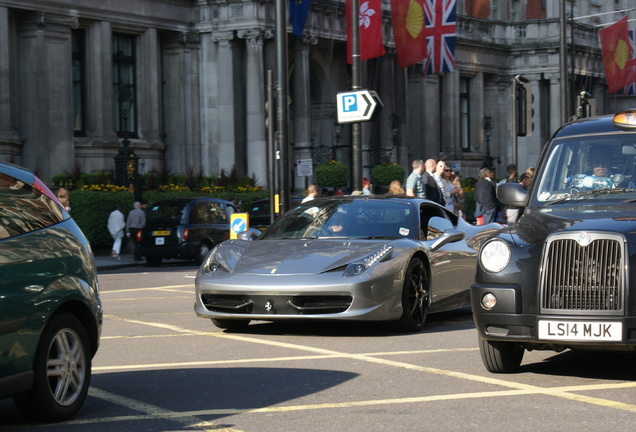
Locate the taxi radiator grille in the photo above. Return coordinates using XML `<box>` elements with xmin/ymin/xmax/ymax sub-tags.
<box><xmin>542</xmin><ymin>237</ymin><xmax>624</xmax><ymax>312</ymax></box>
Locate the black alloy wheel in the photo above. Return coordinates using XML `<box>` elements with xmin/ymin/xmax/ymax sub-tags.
<box><xmin>396</xmin><ymin>257</ymin><xmax>430</xmax><ymax>332</ymax></box>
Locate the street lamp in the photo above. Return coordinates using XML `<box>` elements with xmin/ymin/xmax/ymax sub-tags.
<box><xmin>482</xmin><ymin>115</ymin><xmax>500</xmax><ymax>169</ymax></box>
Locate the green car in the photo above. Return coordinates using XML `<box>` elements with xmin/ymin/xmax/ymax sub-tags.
<box><xmin>0</xmin><ymin>162</ymin><xmax>102</xmax><ymax>421</ymax></box>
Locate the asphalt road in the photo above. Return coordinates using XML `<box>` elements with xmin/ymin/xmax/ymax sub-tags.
<box><xmin>2</xmin><ymin>262</ymin><xmax>636</xmax><ymax>431</ymax></box>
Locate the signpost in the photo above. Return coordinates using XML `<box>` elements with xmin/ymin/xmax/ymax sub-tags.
<box><xmin>336</xmin><ymin>90</ymin><xmax>381</xmax><ymax>123</ymax></box>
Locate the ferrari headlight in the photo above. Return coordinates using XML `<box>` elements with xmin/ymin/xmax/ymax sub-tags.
<box><xmin>201</xmin><ymin>244</ymin><xmax>223</xmax><ymax>275</ymax></box>
<box><xmin>479</xmin><ymin>239</ymin><xmax>511</xmax><ymax>273</ymax></box>
<box><xmin>343</xmin><ymin>245</ymin><xmax>393</xmax><ymax>277</ymax></box>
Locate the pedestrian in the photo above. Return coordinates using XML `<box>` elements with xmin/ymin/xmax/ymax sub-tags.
<box><xmin>126</xmin><ymin>201</ymin><xmax>146</xmax><ymax>261</ymax></box>
<box><xmin>405</xmin><ymin>159</ymin><xmax>425</xmax><ymax>198</ymax></box>
<box><xmin>451</xmin><ymin>173</ymin><xmax>465</xmax><ymax>218</ymax></box>
<box><xmin>226</xmin><ymin>195</ymin><xmax>238</xmax><ymax>219</ymax></box>
<box><xmin>56</xmin><ymin>187</ymin><xmax>71</xmax><ymax>213</ymax></box>
<box><xmin>387</xmin><ymin>180</ymin><xmax>405</xmax><ymax>195</ymax></box>
<box><xmin>440</xmin><ymin>164</ymin><xmax>462</xmax><ymax>214</ymax></box>
<box><xmin>362</xmin><ymin>177</ymin><xmax>372</xmax><ymax>195</ymax></box>
<box><xmin>497</xmin><ymin>163</ymin><xmax>518</xmax><ymax>188</ymax></box>
<box><xmin>422</xmin><ymin>159</ymin><xmax>445</xmax><ymax>205</ymax></box>
<box><xmin>474</xmin><ymin>166</ymin><xmax>498</xmax><ymax>225</ymax></box>
<box><xmin>302</xmin><ymin>184</ymin><xmax>319</xmax><ymax>203</ymax></box>
<box><xmin>108</xmin><ymin>204</ymin><xmax>126</xmax><ymax>260</ymax></box>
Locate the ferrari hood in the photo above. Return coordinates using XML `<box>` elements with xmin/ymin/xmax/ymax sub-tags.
<box><xmin>216</xmin><ymin>239</ymin><xmax>390</xmax><ymax>275</ymax></box>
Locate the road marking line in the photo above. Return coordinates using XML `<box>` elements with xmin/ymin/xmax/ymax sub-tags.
<box><xmin>99</xmin><ymin>285</ymin><xmax>192</xmax><ymax>293</ymax></box>
<box><xmin>82</xmin><ymin>387</ymin><xmax>243</xmax><ymax>432</ymax></box>
<box><xmin>103</xmin><ymin>315</ymin><xmax>636</xmax><ymax>414</ymax></box>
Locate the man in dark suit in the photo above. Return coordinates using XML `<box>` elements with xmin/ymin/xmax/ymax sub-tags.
<box><xmin>475</xmin><ymin>166</ymin><xmax>499</xmax><ymax>224</ymax></box>
<box><xmin>422</xmin><ymin>159</ymin><xmax>445</xmax><ymax>206</ymax></box>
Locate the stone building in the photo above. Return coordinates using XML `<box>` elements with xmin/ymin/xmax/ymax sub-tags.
<box><xmin>0</xmin><ymin>0</ymin><xmax>634</xmax><ymax>189</ymax></box>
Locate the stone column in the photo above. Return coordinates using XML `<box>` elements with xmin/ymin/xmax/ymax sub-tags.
<box><xmin>199</xmin><ymin>30</ymin><xmax>218</xmax><ymax>176</ymax></box>
<box><xmin>161</xmin><ymin>31</ymin><xmax>201</xmax><ymax>175</ymax></box>
<box><xmin>212</xmin><ymin>31</ymin><xmax>237</xmax><ymax>174</ymax></box>
<box><xmin>17</xmin><ymin>12</ymin><xmax>77</xmax><ymax>182</ymax></box>
<box><xmin>291</xmin><ymin>36</ymin><xmax>315</xmax><ymax>191</ymax></box>
<box><xmin>0</xmin><ymin>6</ymin><xmax>21</xmax><ymax>159</ymax></box>
<box><xmin>85</xmin><ymin>21</ymin><xmax>117</xmax><ymax>143</ymax></box>
<box><xmin>239</xmin><ymin>28</ymin><xmax>268</xmax><ymax>187</ymax></box>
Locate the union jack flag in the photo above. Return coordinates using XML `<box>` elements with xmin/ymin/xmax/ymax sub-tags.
<box><xmin>422</xmin><ymin>0</ymin><xmax>456</xmax><ymax>75</ymax></box>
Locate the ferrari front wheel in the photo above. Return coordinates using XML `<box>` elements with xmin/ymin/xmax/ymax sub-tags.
<box><xmin>395</xmin><ymin>257</ymin><xmax>429</xmax><ymax>332</ymax></box>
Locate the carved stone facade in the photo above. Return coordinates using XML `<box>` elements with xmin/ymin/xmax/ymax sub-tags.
<box><xmin>0</xmin><ymin>0</ymin><xmax>633</xmax><ymax>187</ymax></box>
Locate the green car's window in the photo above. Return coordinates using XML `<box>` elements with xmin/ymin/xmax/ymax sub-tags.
<box><xmin>0</xmin><ymin>173</ymin><xmax>64</xmax><ymax>240</ymax></box>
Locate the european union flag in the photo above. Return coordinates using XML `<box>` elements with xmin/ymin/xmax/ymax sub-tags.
<box><xmin>289</xmin><ymin>0</ymin><xmax>312</xmax><ymax>37</ymax></box>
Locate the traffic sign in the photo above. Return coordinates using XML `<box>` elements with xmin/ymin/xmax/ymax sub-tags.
<box><xmin>336</xmin><ymin>90</ymin><xmax>381</xmax><ymax>123</ymax></box>
<box><xmin>230</xmin><ymin>213</ymin><xmax>249</xmax><ymax>239</ymax></box>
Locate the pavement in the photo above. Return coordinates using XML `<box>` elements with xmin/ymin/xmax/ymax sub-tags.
<box><xmin>94</xmin><ymin>252</ymin><xmax>144</xmax><ymax>272</ymax></box>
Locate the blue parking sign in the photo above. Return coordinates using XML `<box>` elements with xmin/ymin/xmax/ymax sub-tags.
<box><xmin>342</xmin><ymin>95</ymin><xmax>357</xmax><ymax>112</ymax></box>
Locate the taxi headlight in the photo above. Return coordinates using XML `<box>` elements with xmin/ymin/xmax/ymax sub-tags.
<box><xmin>480</xmin><ymin>239</ymin><xmax>511</xmax><ymax>273</ymax></box>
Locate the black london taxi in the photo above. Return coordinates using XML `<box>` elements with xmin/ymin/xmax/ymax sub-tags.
<box><xmin>139</xmin><ymin>197</ymin><xmax>236</xmax><ymax>266</ymax></box>
<box><xmin>471</xmin><ymin>109</ymin><xmax>636</xmax><ymax>373</ymax></box>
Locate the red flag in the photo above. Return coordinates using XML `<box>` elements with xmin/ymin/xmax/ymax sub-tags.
<box><xmin>390</xmin><ymin>0</ymin><xmax>427</xmax><ymax>68</ymax></box>
<box><xmin>347</xmin><ymin>0</ymin><xmax>386</xmax><ymax>63</ymax></box>
<box><xmin>600</xmin><ymin>17</ymin><xmax>635</xmax><ymax>94</ymax></box>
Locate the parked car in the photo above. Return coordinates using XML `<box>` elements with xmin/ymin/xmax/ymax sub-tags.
<box><xmin>0</xmin><ymin>162</ymin><xmax>102</xmax><ymax>422</ymax></box>
<box><xmin>138</xmin><ymin>197</ymin><xmax>237</xmax><ymax>266</ymax></box>
<box><xmin>195</xmin><ymin>196</ymin><xmax>500</xmax><ymax>332</ymax></box>
<box><xmin>472</xmin><ymin>108</ymin><xmax>636</xmax><ymax>373</ymax></box>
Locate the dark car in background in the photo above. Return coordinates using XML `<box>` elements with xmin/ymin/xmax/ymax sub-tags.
<box><xmin>0</xmin><ymin>162</ymin><xmax>102</xmax><ymax>422</ymax></box>
<box><xmin>248</xmin><ymin>196</ymin><xmax>303</xmax><ymax>229</ymax></box>
<box><xmin>139</xmin><ymin>197</ymin><xmax>236</xmax><ymax>266</ymax></box>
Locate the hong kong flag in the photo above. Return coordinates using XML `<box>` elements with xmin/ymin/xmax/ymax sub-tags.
<box><xmin>347</xmin><ymin>0</ymin><xmax>386</xmax><ymax>63</ymax></box>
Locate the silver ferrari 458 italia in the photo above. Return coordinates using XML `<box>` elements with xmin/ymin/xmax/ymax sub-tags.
<box><xmin>194</xmin><ymin>196</ymin><xmax>500</xmax><ymax>332</ymax></box>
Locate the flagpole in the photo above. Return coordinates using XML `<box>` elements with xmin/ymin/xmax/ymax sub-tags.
<box><xmin>559</xmin><ymin>0</ymin><xmax>569</xmax><ymax>124</ymax></box>
<box><xmin>350</xmin><ymin>0</ymin><xmax>363</xmax><ymax>194</ymax></box>
<box><xmin>276</xmin><ymin>0</ymin><xmax>290</xmax><ymax>213</ymax></box>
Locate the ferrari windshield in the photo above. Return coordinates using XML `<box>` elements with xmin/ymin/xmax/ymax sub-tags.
<box><xmin>533</xmin><ymin>134</ymin><xmax>636</xmax><ymax>204</ymax></box>
<box><xmin>260</xmin><ymin>199</ymin><xmax>416</xmax><ymax>240</ymax></box>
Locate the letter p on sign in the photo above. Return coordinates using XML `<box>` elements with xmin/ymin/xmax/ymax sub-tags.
<box><xmin>343</xmin><ymin>95</ymin><xmax>357</xmax><ymax>112</ymax></box>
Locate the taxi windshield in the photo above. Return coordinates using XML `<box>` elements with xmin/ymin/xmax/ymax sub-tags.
<box><xmin>533</xmin><ymin>134</ymin><xmax>636</xmax><ymax>204</ymax></box>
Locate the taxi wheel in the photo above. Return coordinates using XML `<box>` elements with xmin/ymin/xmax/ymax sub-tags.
<box><xmin>211</xmin><ymin>319</ymin><xmax>250</xmax><ymax>330</ymax></box>
<box><xmin>478</xmin><ymin>337</ymin><xmax>524</xmax><ymax>373</ymax></box>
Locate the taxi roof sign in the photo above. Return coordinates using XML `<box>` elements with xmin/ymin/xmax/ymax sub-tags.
<box><xmin>613</xmin><ymin>110</ymin><xmax>636</xmax><ymax>129</ymax></box>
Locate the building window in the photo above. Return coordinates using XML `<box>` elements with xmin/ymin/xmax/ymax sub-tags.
<box><xmin>460</xmin><ymin>77</ymin><xmax>470</xmax><ymax>152</ymax></box>
<box><xmin>72</xmin><ymin>30</ymin><xmax>86</xmax><ymax>136</ymax></box>
<box><xmin>112</xmin><ymin>34</ymin><xmax>137</xmax><ymax>137</ymax></box>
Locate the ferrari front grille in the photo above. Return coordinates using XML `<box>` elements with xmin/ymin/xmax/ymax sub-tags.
<box><xmin>201</xmin><ymin>294</ymin><xmax>253</xmax><ymax>314</ymax></box>
<box><xmin>541</xmin><ymin>233</ymin><xmax>625</xmax><ymax>314</ymax></box>
<box><xmin>287</xmin><ymin>296</ymin><xmax>353</xmax><ymax>315</ymax></box>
